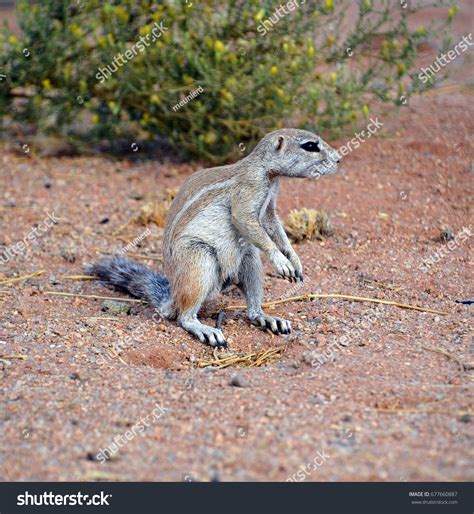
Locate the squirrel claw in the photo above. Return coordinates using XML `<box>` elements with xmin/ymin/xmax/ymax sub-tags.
<box><xmin>251</xmin><ymin>315</ymin><xmax>291</xmax><ymax>335</ymax></box>
<box><xmin>202</xmin><ymin>332</ymin><xmax>227</xmax><ymax>348</ymax></box>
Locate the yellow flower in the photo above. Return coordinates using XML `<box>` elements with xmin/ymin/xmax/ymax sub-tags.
<box><xmin>139</xmin><ymin>24</ymin><xmax>152</xmax><ymax>37</ymax></box>
<box><xmin>70</xmin><ymin>24</ymin><xmax>84</xmax><ymax>38</ymax></box>
<box><xmin>324</xmin><ymin>0</ymin><xmax>333</xmax><ymax>10</ymax></box>
<box><xmin>220</xmin><ymin>90</ymin><xmax>234</xmax><ymax>103</ymax></box>
<box><xmin>92</xmin><ymin>114</ymin><xmax>100</xmax><ymax>125</ymax></box>
<box><xmin>307</xmin><ymin>45</ymin><xmax>315</xmax><ymax>56</ymax></box>
<box><xmin>254</xmin><ymin>9</ymin><xmax>265</xmax><ymax>21</ymax></box>
<box><xmin>42</xmin><ymin>79</ymin><xmax>52</xmax><ymax>90</ymax></box>
<box><xmin>114</xmin><ymin>6</ymin><xmax>129</xmax><ymax>22</ymax></box>
<box><xmin>205</xmin><ymin>132</ymin><xmax>218</xmax><ymax>145</ymax></box>
<box><xmin>415</xmin><ymin>26</ymin><xmax>426</xmax><ymax>36</ymax></box>
<box><xmin>397</xmin><ymin>62</ymin><xmax>406</xmax><ymax>75</ymax></box>
<box><xmin>325</xmin><ymin>36</ymin><xmax>334</xmax><ymax>47</ymax></box>
<box><xmin>362</xmin><ymin>105</ymin><xmax>369</xmax><ymax>116</ymax></box>
<box><xmin>448</xmin><ymin>6</ymin><xmax>458</xmax><ymax>18</ymax></box>
<box><xmin>8</xmin><ymin>35</ymin><xmax>17</xmax><ymax>44</ymax></box>
<box><xmin>330</xmin><ymin>72</ymin><xmax>337</xmax><ymax>82</ymax></box>
<box><xmin>282</xmin><ymin>42</ymin><xmax>289</xmax><ymax>53</ymax></box>
<box><xmin>151</xmin><ymin>94</ymin><xmax>160</xmax><ymax>105</ymax></box>
<box><xmin>270</xmin><ymin>66</ymin><xmax>278</xmax><ymax>75</ymax></box>
<box><xmin>97</xmin><ymin>36</ymin><xmax>107</xmax><ymax>47</ymax></box>
<box><xmin>214</xmin><ymin>40</ymin><xmax>225</xmax><ymax>53</ymax></box>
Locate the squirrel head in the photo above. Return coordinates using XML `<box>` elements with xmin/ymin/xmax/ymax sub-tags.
<box><xmin>252</xmin><ymin>128</ymin><xmax>340</xmax><ymax>179</ymax></box>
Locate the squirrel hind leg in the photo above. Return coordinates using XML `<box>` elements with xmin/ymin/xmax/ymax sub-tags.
<box><xmin>172</xmin><ymin>246</ymin><xmax>226</xmax><ymax>348</ymax></box>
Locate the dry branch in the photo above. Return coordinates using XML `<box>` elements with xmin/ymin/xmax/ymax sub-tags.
<box><xmin>0</xmin><ymin>270</ymin><xmax>45</xmax><ymax>286</ymax></box>
<box><xmin>226</xmin><ymin>292</ymin><xmax>447</xmax><ymax>315</ymax></box>
<box><xmin>44</xmin><ymin>291</ymin><xmax>144</xmax><ymax>303</ymax></box>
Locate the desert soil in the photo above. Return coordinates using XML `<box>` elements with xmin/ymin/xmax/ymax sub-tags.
<box><xmin>1</xmin><ymin>7</ymin><xmax>473</xmax><ymax>482</ymax></box>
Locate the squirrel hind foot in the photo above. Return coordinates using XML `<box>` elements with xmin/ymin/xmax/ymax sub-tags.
<box><xmin>179</xmin><ymin>318</ymin><xmax>227</xmax><ymax>348</ymax></box>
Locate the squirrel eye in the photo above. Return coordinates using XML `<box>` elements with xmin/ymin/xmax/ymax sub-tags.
<box><xmin>301</xmin><ymin>141</ymin><xmax>320</xmax><ymax>152</ymax></box>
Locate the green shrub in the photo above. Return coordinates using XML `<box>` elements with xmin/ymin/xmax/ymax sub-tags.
<box><xmin>0</xmin><ymin>0</ymin><xmax>456</xmax><ymax>162</ymax></box>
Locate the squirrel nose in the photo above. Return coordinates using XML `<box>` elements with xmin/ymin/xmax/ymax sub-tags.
<box><xmin>336</xmin><ymin>159</ymin><xmax>340</xmax><ymax>164</ymax></box>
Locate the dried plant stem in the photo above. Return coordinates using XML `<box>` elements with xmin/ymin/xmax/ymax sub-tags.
<box><xmin>108</xmin><ymin>348</ymin><xmax>127</xmax><ymax>365</ymax></box>
<box><xmin>226</xmin><ymin>292</ymin><xmax>447</xmax><ymax>315</ymax></box>
<box><xmin>421</xmin><ymin>345</ymin><xmax>465</xmax><ymax>371</ymax></box>
<box><xmin>84</xmin><ymin>317</ymin><xmax>121</xmax><ymax>321</ymax></box>
<box><xmin>126</xmin><ymin>252</ymin><xmax>162</xmax><ymax>261</ymax></box>
<box><xmin>63</xmin><ymin>275</ymin><xmax>97</xmax><ymax>280</ymax></box>
<box><xmin>0</xmin><ymin>270</ymin><xmax>45</xmax><ymax>286</ymax></box>
<box><xmin>376</xmin><ymin>407</ymin><xmax>473</xmax><ymax>416</ymax></box>
<box><xmin>0</xmin><ymin>354</ymin><xmax>27</xmax><ymax>360</ymax></box>
<box><xmin>44</xmin><ymin>291</ymin><xmax>144</xmax><ymax>303</ymax></box>
<box><xmin>196</xmin><ymin>346</ymin><xmax>285</xmax><ymax>369</ymax></box>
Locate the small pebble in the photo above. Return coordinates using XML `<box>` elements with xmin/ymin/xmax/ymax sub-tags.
<box><xmin>229</xmin><ymin>374</ymin><xmax>249</xmax><ymax>388</ymax></box>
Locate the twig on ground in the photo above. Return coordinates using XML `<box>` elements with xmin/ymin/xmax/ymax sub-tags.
<box><xmin>0</xmin><ymin>270</ymin><xmax>45</xmax><ymax>286</ymax></box>
<box><xmin>63</xmin><ymin>275</ymin><xmax>97</xmax><ymax>280</ymax></box>
<box><xmin>108</xmin><ymin>348</ymin><xmax>127</xmax><ymax>365</ymax></box>
<box><xmin>44</xmin><ymin>291</ymin><xmax>144</xmax><ymax>303</ymax></box>
<box><xmin>196</xmin><ymin>346</ymin><xmax>286</xmax><ymax>369</ymax></box>
<box><xmin>83</xmin><ymin>317</ymin><xmax>121</xmax><ymax>321</ymax></box>
<box><xmin>376</xmin><ymin>407</ymin><xmax>473</xmax><ymax>416</ymax></box>
<box><xmin>421</xmin><ymin>345</ymin><xmax>466</xmax><ymax>371</ymax></box>
<box><xmin>0</xmin><ymin>354</ymin><xmax>27</xmax><ymax>360</ymax></box>
<box><xmin>126</xmin><ymin>252</ymin><xmax>162</xmax><ymax>261</ymax></box>
<box><xmin>226</xmin><ymin>292</ymin><xmax>447</xmax><ymax>315</ymax></box>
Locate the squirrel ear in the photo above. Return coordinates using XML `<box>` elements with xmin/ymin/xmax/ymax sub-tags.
<box><xmin>273</xmin><ymin>135</ymin><xmax>285</xmax><ymax>152</ymax></box>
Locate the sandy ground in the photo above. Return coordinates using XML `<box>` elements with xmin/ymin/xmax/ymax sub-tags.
<box><xmin>1</xmin><ymin>6</ymin><xmax>473</xmax><ymax>482</ymax></box>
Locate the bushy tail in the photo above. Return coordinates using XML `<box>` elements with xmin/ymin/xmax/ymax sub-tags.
<box><xmin>87</xmin><ymin>255</ymin><xmax>171</xmax><ymax>309</ymax></box>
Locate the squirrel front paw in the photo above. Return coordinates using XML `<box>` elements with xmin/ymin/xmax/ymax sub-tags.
<box><xmin>270</xmin><ymin>250</ymin><xmax>299</xmax><ymax>283</ymax></box>
<box><xmin>250</xmin><ymin>314</ymin><xmax>291</xmax><ymax>335</ymax></box>
<box><xmin>286</xmin><ymin>249</ymin><xmax>304</xmax><ymax>282</ymax></box>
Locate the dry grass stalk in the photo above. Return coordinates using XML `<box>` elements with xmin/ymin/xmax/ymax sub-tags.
<box><xmin>226</xmin><ymin>292</ymin><xmax>447</xmax><ymax>315</ymax></box>
<box><xmin>421</xmin><ymin>345</ymin><xmax>465</xmax><ymax>371</ymax></box>
<box><xmin>63</xmin><ymin>275</ymin><xmax>97</xmax><ymax>280</ymax></box>
<box><xmin>44</xmin><ymin>291</ymin><xmax>144</xmax><ymax>303</ymax></box>
<box><xmin>0</xmin><ymin>270</ymin><xmax>45</xmax><ymax>286</ymax></box>
<box><xmin>376</xmin><ymin>407</ymin><xmax>473</xmax><ymax>416</ymax></box>
<box><xmin>196</xmin><ymin>346</ymin><xmax>286</xmax><ymax>369</ymax></box>
<box><xmin>107</xmin><ymin>347</ymin><xmax>127</xmax><ymax>365</ymax></box>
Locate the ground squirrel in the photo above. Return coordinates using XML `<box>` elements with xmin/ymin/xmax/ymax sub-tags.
<box><xmin>88</xmin><ymin>128</ymin><xmax>340</xmax><ymax>347</ymax></box>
